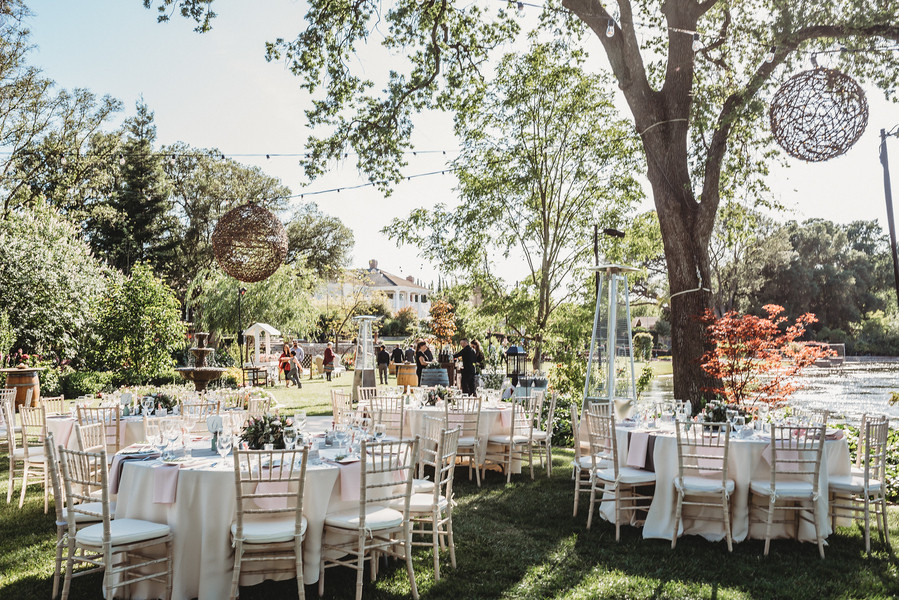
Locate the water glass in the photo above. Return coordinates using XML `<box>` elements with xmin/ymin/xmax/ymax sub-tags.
<box><xmin>216</xmin><ymin>432</ymin><xmax>232</xmax><ymax>465</ymax></box>
<box><xmin>294</xmin><ymin>411</ymin><xmax>307</xmax><ymax>432</ymax></box>
<box><xmin>733</xmin><ymin>416</ymin><xmax>746</xmax><ymax>436</ymax></box>
<box><xmin>283</xmin><ymin>426</ymin><xmax>298</xmax><ymax>450</ymax></box>
<box><xmin>374</xmin><ymin>423</ymin><xmax>386</xmax><ymax>441</ymax></box>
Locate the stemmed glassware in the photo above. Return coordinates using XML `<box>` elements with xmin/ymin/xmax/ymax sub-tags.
<box><xmin>141</xmin><ymin>396</ymin><xmax>153</xmax><ymax>415</ymax></box>
<box><xmin>149</xmin><ymin>424</ymin><xmax>167</xmax><ymax>458</ymax></box>
<box><xmin>216</xmin><ymin>431</ymin><xmax>233</xmax><ymax>467</ymax></box>
<box><xmin>163</xmin><ymin>419</ymin><xmax>181</xmax><ymax>459</ymax></box>
<box><xmin>732</xmin><ymin>416</ymin><xmax>746</xmax><ymax>437</ymax></box>
<box><xmin>373</xmin><ymin>423</ymin><xmax>386</xmax><ymax>442</ymax></box>
<box><xmin>293</xmin><ymin>411</ymin><xmax>307</xmax><ymax>433</ymax></box>
<box><xmin>283</xmin><ymin>426</ymin><xmax>298</xmax><ymax>451</ymax></box>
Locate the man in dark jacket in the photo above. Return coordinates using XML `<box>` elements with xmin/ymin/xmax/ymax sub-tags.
<box><xmin>377</xmin><ymin>344</ymin><xmax>391</xmax><ymax>384</ymax></box>
<box><xmin>453</xmin><ymin>338</ymin><xmax>477</xmax><ymax>395</ymax></box>
<box><xmin>404</xmin><ymin>345</ymin><xmax>415</xmax><ymax>364</ymax></box>
<box><xmin>391</xmin><ymin>344</ymin><xmax>404</xmax><ymax>364</ymax></box>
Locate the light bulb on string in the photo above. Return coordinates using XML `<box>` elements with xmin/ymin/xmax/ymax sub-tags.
<box><xmin>118</xmin><ymin>154</ymin><xmax>125</xmax><ymax>166</ymax></box>
<box><xmin>606</xmin><ymin>19</ymin><xmax>615</xmax><ymax>38</ymax></box>
<box><xmin>516</xmin><ymin>1</ymin><xmax>525</xmax><ymax>17</ymax></box>
<box><xmin>764</xmin><ymin>46</ymin><xmax>776</xmax><ymax>63</ymax></box>
<box><xmin>60</xmin><ymin>156</ymin><xmax>67</xmax><ymax>166</ymax></box>
<box><xmin>692</xmin><ymin>33</ymin><xmax>701</xmax><ymax>52</ymax></box>
<box><xmin>169</xmin><ymin>154</ymin><xmax>176</xmax><ymax>165</ymax></box>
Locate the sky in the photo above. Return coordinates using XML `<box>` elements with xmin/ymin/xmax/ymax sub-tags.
<box><xmin>22</xmin><ymin>0</ymin><xmax>899</xmax><ymax>288</ymax></box>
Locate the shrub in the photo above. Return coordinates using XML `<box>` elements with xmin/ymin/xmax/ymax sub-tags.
<box><xmin>633</xmin><ymin>332</ymin><xmax>653</xmax><ymax>361</ymax></box>
<box><xmin>62</xmin><ymin>370</ymin><xmax>115</xmax><ymax>397</ymax></box>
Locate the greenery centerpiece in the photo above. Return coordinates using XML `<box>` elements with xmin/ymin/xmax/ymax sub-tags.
<box><xmin>145</xmin><ymin>391</ymin><xmax>177</xmax><ymax>413</ymax></box>
<box><xmin>240</xmin><ymin>413</ymin><xmax>293</xmax><ymax>449</ymax></box>
<box><xmin>426</xmin><ymin>385</ymin><xmax>449</xmax><ymax>406</ymax></box>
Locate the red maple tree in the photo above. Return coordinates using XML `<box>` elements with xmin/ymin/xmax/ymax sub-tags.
<box><xmin>699</xmin><ymin>304</ymin><xmax>831</xmax><ymax>409</ymax></box>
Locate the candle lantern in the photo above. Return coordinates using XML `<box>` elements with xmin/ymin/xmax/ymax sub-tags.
<box><xmin>584</xmin><ymin>264</ymin><xmax>641</xmax><ymax>420</ymax></box>
<box><xmin>505</xmin><ymin>343</ymin><xmax>528</xmax><ymax>386</ymax></box>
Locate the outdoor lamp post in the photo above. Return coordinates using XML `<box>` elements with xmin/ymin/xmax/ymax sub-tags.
<box><xmin>505</xmin><ymin>343</ymin><xmax>528</xmax><ymax>387</ymax></box>
<box><xmin>237</xmin><ymin>286</ymin><xmax>247</xmax><ymax>385</ymax></box>
<box><xmin>351</xmin><ymin>315</ymin><xmax>379</xmax><ymax>401</ymax></box>
<box><xmin>584</xmin><ymin>264</ymin><xmax>642</xmax><ymax>420</ymax></box>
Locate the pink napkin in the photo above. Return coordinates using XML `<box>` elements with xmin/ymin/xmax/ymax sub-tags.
<box><xmin>338</xmin><ymin>461</ymin><xmax>362</xmax><ymax>502</ymax></box>
<box><xmin>56</xmin><ymin>419</ymin><xmax>76</xmax><ymax>447</ymax></box>
<box><xmin>254</xmin><ymin>481</ymin><xmax>289</xmax><ymax>510</ymax></box>
<box><xmin>626</xmin><ymin>432</ymin><xmax>650</xmax><ymax>469</ymax></box>
<box><xmin>153</xmin><ymin>465</ymin><xmax>181</xmax><ymax>504</ymax></box>
<box><xmin>761</xmin><ymin>442</ymin><xmax>799</xmax><ymax>473</ymax></box>
<box><xmin>499</xmin><ymin>407</ymin><xmax>512</xmax><ymax>429</ymax></box>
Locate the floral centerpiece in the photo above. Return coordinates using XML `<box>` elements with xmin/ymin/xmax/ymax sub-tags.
<box><xmin>240</xmin><ymin>413</ymin><xmax>293</xmax><ymax>449</ymax></box>
<box><xmin>702</xmin><ymin>401</ymin><xmax>751</xmax><ymax>424</ymax></box>
<box><xmin>424</xmin><ymin>360</ymin><xmax>442</xmax><ymax>369</ymax></box>
<box><xmin>425</xmin><ymin>386</ymin><xmax>449</xmax><ymax>406</ymax></box>
<box><xmin>144</xmin><ymin>391</ymin><xmax>177</xmax><ymax>413</ymax></box>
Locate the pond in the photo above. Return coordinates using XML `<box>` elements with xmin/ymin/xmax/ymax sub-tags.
<box><xmin>642</xmin><ymin>358</ymin><xmax>899</xmax><ymax>420</ymax></box>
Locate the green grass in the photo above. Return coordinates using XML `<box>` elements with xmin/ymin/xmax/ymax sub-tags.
<box><xmin>3</xmin><ymin>446</ymin><xmax>899</xmax><ymax>599</ymax></box>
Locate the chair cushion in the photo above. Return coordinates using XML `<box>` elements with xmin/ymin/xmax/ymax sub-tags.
<box><xmin>749</xmin><ymin>479</ymin><xmax>815</xmax><ymax>498</ymax></box>
<box><xmin>12</xmin><ymin>447</ymin><xmax>46</xmax><ymax>461</ymax></box>
<box><xmin>325</xmin><ymin>505</ymin><xmax>404</xmax><ymax>531</ymax></box>
<box><xmin>488</xmin><ymin>434</ymin><xmax>530</xmax><ymax>445</ymax></box>
<box><xmin>389</xmin><ymin>492</ymin><xmax>448</xmax><ymax>513</ymax></box>
<box><xmin>231</xmin><ymin>516</ymin><xmax>307</xmax><ymax>544</ymax></box>
<box><xmin>573</xmin><ymin>455</ymin><xmax>612</xmax><ymax>470</ymax></box>
<box><xmin>593</xmin><ymin>466</ymin><xmax>656</xmax><ymax>485</ymax></box>
<box><xmin>675</xmin><ymin>476</ymin><xmax>735</xmax><ymax>495</ymax></box>
<box><xmin>828</xmin><ymin>475</ymin><xmax>882</xmax><ymax>493</ymax></box>
<box><xmin>456</xmin><ymin>436</ymin><xmax>479</xmax><ymax>447</ymax></box>
<box><xmin>76</xmin><ymin>518</ymin><xmax>170</xmax><ymax>546</ymax></box>
<box><xmin>531</xmin><ymin>431</ymin><xmax>548</xmax><ymax>441</ymax></box>
<box><xmin>62</xmin><ymin>501</ymin><xmax>113</xmax><ymax>523</ymax></box>
<box><xmin>412</xmin><ymin>478</ymin><xmax>435</xmax><ymax>494</ymax></box>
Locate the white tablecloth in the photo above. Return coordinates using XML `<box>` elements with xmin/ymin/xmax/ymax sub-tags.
<box><xmin>404</xmin><ymin>404</ymin><xmax>511</xmax><ymax>464</ymax></box>
<box><xmin>46</xmin><ymin>415</ymin><xmax>146</xmax><ymax>449</ymax></box>
<box><xmin>583</xmin><ymin>424</ymin><xmax>851</xmax><ymax>544</ymax></box>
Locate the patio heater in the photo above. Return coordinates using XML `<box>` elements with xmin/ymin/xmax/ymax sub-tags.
<box><xmin>351</xmin><ymin>315</ymin><xmax>378</xmax><ymax>401</ymax></box>
<box><xmin>505</xmin><ymin>343</ymin><xmax>528</xmax><ymax>389</ymax></box>
<box><xmin>584</xmin><ymin>264</ymin><xmax>642</xmax><ymax>420</ymax></box>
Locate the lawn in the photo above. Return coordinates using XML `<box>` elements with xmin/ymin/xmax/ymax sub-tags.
<box><xmin>2</xmin><ymin>444</ymin><xmax>898</xmax><ymax>599</ymax></box>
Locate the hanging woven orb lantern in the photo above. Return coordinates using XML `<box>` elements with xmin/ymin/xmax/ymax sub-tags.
<box><xmin>769</xmin><ymin>68</ymin><xmax>868</xmax><ymax>162</ymax></box>
<box><xmin>211</xmin><ymin>202</ymin><xmax>288</xmax><ymax>283</ymax></box>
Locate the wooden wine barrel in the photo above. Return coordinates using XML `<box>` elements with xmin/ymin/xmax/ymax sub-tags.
<box><xmin>5</xmin><ymin>369</ymin><xmax>41</xmax><ymax>409</ymax></box>
<box><xmin>419</xmin><ymin>368</ymin><xmax>449</xmax><ymax>388</ymax></box>
<box><xmin>396</xmin><ymin>364</ymin><xmax>418</xmax><ymax>389</ymax></box>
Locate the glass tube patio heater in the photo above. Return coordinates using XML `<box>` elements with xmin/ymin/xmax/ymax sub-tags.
<box><xmin>352</xmin><ymin>315</ymin><xmax>378</xmax><ymax>401</ymax></box>
<box><xmin>584</xmin><ymin>264</ymin><xmax>642</xmax><ymax>420</ymax></box>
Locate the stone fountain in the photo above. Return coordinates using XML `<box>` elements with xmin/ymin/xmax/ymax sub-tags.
<box><xmin>176</xmin><ymin>332</ymin><xmax>226</xmax><ymax>392</ymax></box>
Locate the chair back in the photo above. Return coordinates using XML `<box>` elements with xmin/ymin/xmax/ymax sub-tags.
<box><xmin>247</xmin><ymin>397</ymin><xmax>272</xmax><ymax>418</ymax></box>
<box><xmin>181</xmin><ymin>400</ymin><xmax>220</xmax><ymax>420</ymax></box>
<box><xmin>359</xmin><ymin>438</ymin><xmax>419</xmax><ymax>525</ymax></box>
<box><xmin>447</xmin><ymin>396</ymin><xmax>481</xmax><ymax>441</ymax></box>
<box><xmin>220</xmin><ymin>390</ymin><xmax>245</xmax><ymax>411</ymax></box>
<box><xmin>41</xmin><ymin>395</ymin><xmax>67</xmax><ymax>416</ymax></box>
<box><xmin>57</xmin><ymin>446</ymin><xmax>111</xmax><ymax>541</ymax></box>
<box><xmin>432</xmin><ymin>426</ymin><xmax>461</xmax><ymax>505</ymax></box>
<box><xmin>416</xmin><ymin>415</ymin><xmax>444</xmax><ymax>479</ymax></box>
<box><xmin>860</xmin><ymin>416</ymin><xmax>890</xmax><ymax>486</ymax></box>
<box><xmin>584</xmin><ymin>408</ymin><xmax>618</xmax><ymax>475</ymax></box>
<box><xmin>75</xmin><ymin>422</ymin><xmax>106</xmax><ymax>453</ymax></box>
<box><xmin>510</xmin><ymin>396</ymin><xmax>537</xmax><ymax>439</ymax></box>
<box><xmin>357</xmin><ymin>387</ymin><xmax>378</xmax><ymax>402</ymax></box>
<box><xmin>373</xmin><ymin>396</ymin><xmax>406</xmax><ymax>439</ymax></box>
<box><xmin>674</xmin><ymin>421</ymin><xmax>731</xmax><ymax>485</ymax></box>
<box><xmin>331</xmin><ymin>390</ymin><xmax>352</xmax><ymax>424</ymax></box>
<box><xmin>540</xmin><ymin>393</ymin><xmax>557</xmax><ymax>438</ymax></box>
<box><xmin>232</xmin><ymin>447</ymin><xmax>308</xmax><ymax>542</ymax></box>
<box><xmin>570</xmin><ymin>403</ymin><xmax>583</xmax><ymax>460</ymax></box>
<box><xmin>0</xmin><ymin>394</ymin><xmax>16</xmax><ymax>451</ymax></box>
<box><xmin>768</xmin><ymin>424</ymin><xmax>826</xmax><ymax>492</ymax></box>
<box><xmin>45</xmin><ymin>432</ymin><xmax>66</xmax><ymax>524</ymax></box>
<box><xmin>20</xmin><ymin>404</ymin><xmax>47</xmax><ymax>460</ymax></box>
<box><xmin>76</xmin><ymin>405</ymin><xmax>122</xmax><ymax>453</ymax></box>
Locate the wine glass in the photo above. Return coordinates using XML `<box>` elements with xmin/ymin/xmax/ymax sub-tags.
<box><xmin>163</xmin><ymin>420</ymin><xmax>181</xmax><ymax>459</ymax></box>
<box><xmin>141</xmin><ymin>396</ymin><xmax>153</xmax><ymax>415</ymax></box>
<box><xmin>360</xmin><ymin>417</ymin><xmax>373</xmax><ymax>440</ymax></box>
<box><xmin>283</xmin><ymin>426</ymin><xmax>298</xmax><ymax>450</ymax></box>
<box><xmin>216</xmin><ymin>432</ymin><xmax>233</xmax><ymax>466</ymax></box>
<box><xmin>373</xmin><ymin>423</ymin><xmax>386</xmax><ymax>442</ymax></box>
<box><xmin>733</xmin><ymin>416</ymin><xmax>745</xmax><ymax>437</ymax></box>
<box><xmin>294</xmin><ymin>411</ymin><xmax>307</xmax><ymax>432</ymax></box>
<box><xmin>149</xmin><ymin>425</ymin><xmax>167</xmax><ymax>458</ymax></box>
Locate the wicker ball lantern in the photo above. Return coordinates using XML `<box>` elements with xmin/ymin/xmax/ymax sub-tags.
<box><xmin>769</xmin><ymin>68</ymin><xmax>868</xmax><ymax>162</ymax></box>
<box><xmin>211</xmin><ymin>202</ymin><xmax>288</xmax><ymax>283</ymax></box>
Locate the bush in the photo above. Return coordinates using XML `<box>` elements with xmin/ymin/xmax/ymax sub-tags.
<box><xmin>62</xmin><ymin>370</ymin><xmax>115</xmax><ymax>397</ymax></box>
<box><xmin>633</xmin><ymin>332</ymin><xmax>653</xmax><ymax>361</ymax></box>
<box><xmin>835</xmin><ymin>423</ymin><xmax>899</xmax><ymax>502</ymax></box>
<box><xmin>550</xmin><ymin>393</ymin><xmax>575</xmax><ymax>447</ymax></box>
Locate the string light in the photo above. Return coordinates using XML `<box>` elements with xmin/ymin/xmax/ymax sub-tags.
<box><xmin>692</xmin><ymin>33</ymin><xmax>701</xmax><ymax>52</ymax></box>
<box><xmin>764</xmin><ymin>46</ymin><xmax>776</xmax><ymax>63</ymax></box>
<box><xmin>60</xmin><ymin>156</ymin><xmax>67</xmax><ymax>165</ymax></box>
<box><xmin>516</xmin><ymin>1</ymin><xmax>525</xmax><ymax>17</ymax></box>
<box><xmin>118</xmin><ymin>154</ymin><xmax>125</xmax><ymax>165</ymax></box>
<box><xmin>606</xmin><ymin>19</ymin><xmax>615</xmax><ymax>38</ymax></box>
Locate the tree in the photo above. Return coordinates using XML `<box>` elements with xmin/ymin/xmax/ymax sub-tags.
<box><xmin>145</xmin><ymin>0</ymin><xmax>899</xmax><ymax>401</ymax></box>
<box><xmin>89</xmin><ymin>102</ymin><xmax>173</xmax><ymax>275</ymax></box>
<box><xmin>0</xmin><ymin>201</ymin><xmax>109</xmax><ymax>360</ymax></box>
<box><xmin>429</xmin><ymin>298</ymin><xmax>457</xmax><ymax>347</ymax></box>
<box><xmin>285</xmin><ymin>202</ymin><xmax>354</xmax><ymax>279</ymax></box>
<box><xmin>91</xmin><ymin>262</ymin><xmax>185</xmax><ymax>384</ymax></box>
<box><xmin>699</xmin><ymin>304</ymin><xmax>827</xmax><ymax>408</ymax></box>
<box><xmin>385</xmin><ymin>41</ymin><xmax>642</xmax><ymax>366</ymax></box>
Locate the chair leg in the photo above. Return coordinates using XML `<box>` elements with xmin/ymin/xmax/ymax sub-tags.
<box><xmin>614</xmin><ymin>488</ymin><xmax>621</xmax><ymax>542</ymax></box>
<box><xmin>165</xmin><ymin>539</ymin><xmax>174</xmax><ymax>600</ymax></box>
<box><xmin>43</xmin><ymin>465</ymin><xmax>49</xmax><ymax>514</ymax></box>
<box><xmin>53</xmin><ymin>528</ymin><xmax>65</xmax><ymax>599</ymax></box>
<box><xmin>586</xmin><ymin>480</ymin><xmax>596</xmax><ymax>530</ymax></box>
<box><xmin>764</xmin><ymin>495</ymin><xmax>775</xmax><ymax>556</ymax></box>
<box><xmin>354</xmin><ymin>534</ymin><xmax>365</xmax><ymax>600</ymax></box>
<box><xmin>6</xmin><ymin>459</ymin><xmax>15</xmax><ymax>503</ymax></box>
<box><xmin>881</xmin><ymin>496</ymin><xmax>890</xmax><ymax>549</ymax></box>
<box><xmin>229</xmin><ymin>542</ymin><xmax>243</xmax><ymax>600</ymax></box>
<box><xmin>671</xmin><ymin>492</ymin><xmax>682</xmax><ymax>549</ymax></box>
<box><xmin>864</xmin><ymin>496</ymin><xmax>871</xmax><ymax>554</ymax></box>
<box><xmin>528</xmin><ymin>445</ymin><xmax>534</xmax><ymax>480</ymax></box>
<box><xmin>474</xmin><ymin>451</ymin><xmax>481</xmax><ymax>487</ymax></box>
<box><xmin>447</xmin><ymin>511</ymin><xmax>457</xmax><ymax>568</ymax></box>
<box><xmin>573</xmin><ymin>468</ymin><xmax>581</xmax><ymax>517</ymax></box>
<box><xmin>546</xmin><ymin>445</ymin><xmax>552</xmax><ymax>478</ymax></box>
<box><xmin>296</xmin><ymin>538</ymin><xmax>305</xmax><ymax>600</ymax></box>
<box><xmin>505</xmin><ymin>445</ymin><xmax>512</xmax><ymax>484</ymax></box>
<box><xmin>60</xmin><ymin>535</ymin><xmax>77</xmax><ymax>600</ymax></box>
<box><xmin>19</xmin><ymin>462</ymin><xmax>30</xmax><ymax>508</ymax></box>
<box><xmin>318</xmin><ymin>553</ymin><xmax>326</xmax><ymax>597</ymax></box>
<box><xmin>722</xmin><ymin>491</ymin><xmax>733</xmax><ymax>553</ymax></box>
<box><xmin>404</xmin><ymin>525</ymin><xmax>419</xmax><ymax>600</ymax></box>
<box><xmin>432</xmin><ymin>511</ymin><xmax>441</xmax><ymax>581</ymax></box>
<box><xmin>815</xmin><ymin>501</ymin><xmax>825</xmax><ymax>559</ymax></box>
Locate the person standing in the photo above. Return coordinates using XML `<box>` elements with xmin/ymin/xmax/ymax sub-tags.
<box><xmin>291</xmin><ymin>341</ymin><xmax>304</xmax><ymax>389</ymax></box>
<box><xmin>454</xmin><ymin>338</ymin><xmax>477</xmax><ymax>395</ymax></box>
<box><xmin>323</xmin><ymin>341</ymin><xmax>336</xmax><ymax>382</ymax></box>
<box><xmin>391</xmin><ymin>344</ymin><xmax>404</xmax><ymax>365</ymax></box>
<box><xmin>415</xmin><ymin>341</ymin><xmax>429</xmax><ymax>385</ymax></box>
<box><xmin>404</xmin><ymin>344</ymin><xmax>415</xmax><ymax>364</ymax></box>
<box><xmin>280</xmin><ymin>343</ymin><xmax>298</xmax><ymax>387</ymax></box>
<box><xmin>423</xmin><ymin>340</ymin><xmax>434</xmax><ymax>363</ymax></box>
<box><xmin>471</xmin><ymin>339</ymin><xmax>486</xmax><ymax>390</ymax></box>
<box><xmin>377</xmin><ymin>344</ymin><xmax>390</xmax><ymax>384</ymax></box>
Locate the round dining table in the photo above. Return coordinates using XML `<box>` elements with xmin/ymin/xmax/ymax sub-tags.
<box><xmin>581</xmin><ymin>420</ymin><xmax>851</xmax><ymax>544</ymax></box>
<box><xmin>46</xmin><ymin>414</ymin><xmax>146</xmax><ymax>449</ymax></box>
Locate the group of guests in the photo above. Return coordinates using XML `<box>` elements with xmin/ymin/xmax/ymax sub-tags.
<box><xmin>279</xmin><ymin>340</ymin><xmax>338</xmax><ymax>385</ymax></box>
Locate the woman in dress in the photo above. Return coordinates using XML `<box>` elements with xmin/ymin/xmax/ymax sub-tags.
<box><xmin>415</xmin><ymin>340</ymin><xmax>429</xmax><ymax>385</ymax></box>
<box><xmin>279</xmin><ymin>343</ymin><xmax>295</xmax><ymax>387</ymax></box>
<box><xmin>323</xmin><ymin>341</ymin><xmax>336</xmax><ymax>382</ymax></box>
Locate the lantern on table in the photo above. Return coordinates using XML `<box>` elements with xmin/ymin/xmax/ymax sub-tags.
<box><xmin>351</xmin><ymin>316</ymin><xmax>379</xmax><ymax>401</ymax></box>
<box><xmin>584</xmin><ymin>264</ymin><xmax>642</xmax><ymax>420</ymax></box>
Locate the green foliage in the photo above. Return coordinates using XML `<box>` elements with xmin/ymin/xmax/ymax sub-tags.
<box><xmin>836</xmin><ymin>423</ymin><xmax>899</xmax><ymax>503</ymax></box>
<box><xmin>285</xmin><ymin>202</ymin><xmax>354</xmax><ymax>279</ymax></box>
<box><xmin>240</xmin><ymin>413</ymin><xmax>288</xmax><ymax>449</ymax></box>
<box><xmin>633</xmin><ymin>333</ymin><xmax>653</xmax><ymax>362</ymax></box>
<box><xmin>90</xmin><ymin>262</ymin><xmax>185</xmax><ymax>384</ymax></box>
<box><xmin>190</xmin><ymin>265</ymin><xmax>318</xmax><ymax>341</ymax></box>
<box><xmin>380</xmin><ymin>306</ymin><xmax>419</xmax><ymax>337</ymax></box>
<box><xmin>61</xmin><ymin>369</ymin><xmax>116</xmax><ymax>397</ymax></box>
<box><xmin>0</xmin><ymin>311</ymin><xmax>14</xmax><ymax>360</ymax></box>
<box><xmin>0</xmin><ymin>202</ymin><xmax>109</xmax><ymax>359</ymax></box>
<box><xmin>635</xmin><ymin>364</ymin><xmax>654</xmax><ymax>402</ymax></box>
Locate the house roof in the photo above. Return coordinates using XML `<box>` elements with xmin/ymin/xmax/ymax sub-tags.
<box><xmin>245</xmin><ymin>322</ymin><xmax>280</xmax><ymax>336</ymax></box>
<box><xmin>360</xmin><ymin>268</ymin><xmax>430</xmax><ymax>292</ymax></box>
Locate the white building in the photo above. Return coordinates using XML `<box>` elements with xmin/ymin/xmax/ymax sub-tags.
<box><xmin>320</xmin><ymin>259</ymin><xmax>432</xmax><ymax>320</ymax></box>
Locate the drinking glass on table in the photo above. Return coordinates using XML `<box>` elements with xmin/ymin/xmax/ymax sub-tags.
<box><xmin>294</xmin><ymin>411</ymin><xmax>307</xmax><ymax>432</ymax></box>
<box><xmin>163</xmin><ymin>420</ymin><xmax>181</xmax><ymax>459</ymax></box>
<box><xmin>733</xmin><ymin>416</ymin><xmax>745</xmax><ymax>437</ymax></box>
<box><xmin>149</xmin><ymin>425</ymin><xmax>167</xmax><ymax>458</ymax></box>
<box><xmin>141</xmin><ymin>396</ymin><xmax>153</xmax><ymax>415</ymax></box>
<box><xmin>216</xmin><ymin>432</ymin><xmax>233</xmax><ymax>466</ymax></box>
<box><xmin>373</xmin><ymin>423</ymin><xmax>386</xmax><ymax>442</ymax></box>
<box><xmin>283</xmin><ymin>426</ymin><xmax>298</xmax><ymax>450</ymax></box>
